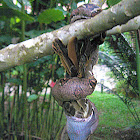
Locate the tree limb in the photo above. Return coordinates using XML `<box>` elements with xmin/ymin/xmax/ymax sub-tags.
<box><xmin>0</xmin><ymin>0</ymin><xmax>140</xmax><ymax>72</ymax></box>
<box><xmin>107</xmin><ymin>15</ymin><xmax>140</xmax><ymax>35</ymax></box>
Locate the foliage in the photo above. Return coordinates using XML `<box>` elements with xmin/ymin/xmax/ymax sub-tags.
<box><xmin>99</xmin><ymin>33</ymin><xmax>138</xmax><ymax>97</ymax></box>
<box><xmin>0</xmin><ymin>0</ymin><xmax>139</xmax><ymax>139</ymax></box>
<box><xmin>0</xmin><ymin>0</ymin><xmax>83</xmax><ymax>139</ymax></box>
<box><xmin>106</xmin><ymin>0</ymin><xmax>122</xmax><ymax>7</ymax></box>
<box><xmin>88</xmin><ymin>92</ymin><xmax>140</xmax><ymax>139</ymax></box>
<box><xmin>0</xmin><ymin>7</ymin><xmax>34</xmax><ymax>21</ymax></box>
<box><xmin>0</xmin><ymin>54</ymin><xmax>66</xmax><ymax>139</ymax></box>
<box><xmin>38</xmin><ymin>8</ymin><xmax>65</xmax><ymax>24</ymax></box>
<box><xmin>27</xmin><ymin>94</ymin><xmax>38</xmax><ymax>102</ymax></box>
<box><xmin>88</xmin><ymin>92</ymin><xmax>140</xmax><ymax>128</ymax></box>
<box><xmin>115</xmin><ymin>79</ymin><xmax>136</xmax><ymax>97</ymax></box>
<box><xmin>98</xmin><ymin>32</ymin><xmax>140</xmax><ymax>131</ymax></box>
<box><xmin>0</xmin><ymin>0</ymin><xmax>82</xmax><ymax>48</ymax></box>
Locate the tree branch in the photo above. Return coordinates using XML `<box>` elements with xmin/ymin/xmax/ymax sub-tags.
<box><xmin>107</xmin><ymin>15</ymin><xmax>140</xmax><ymax>35</ymax></box>
<box><xmin>0</xmin><ymin>0</ymin><xmax>140</xmax><ymax>72</ymax></box>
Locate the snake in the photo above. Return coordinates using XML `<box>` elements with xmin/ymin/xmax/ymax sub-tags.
<box><xmin>52</xmin><ymin>3</ymin><xmax>106</xmax><ymax>140</ymax></box>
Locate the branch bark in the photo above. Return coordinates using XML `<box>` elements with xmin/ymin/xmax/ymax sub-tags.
<box><xmin>0</xmin><ymin>0</ymin><xmax>140</xmax><ymax>72</ymax></box>
<box><xmin>107</xmin><ymin>15</ymin><xmax>140</xmax><ymax>35</ymax></box>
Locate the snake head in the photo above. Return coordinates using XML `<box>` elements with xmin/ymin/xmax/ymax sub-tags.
<box><xmin>70</xmin><ymin>4</ymin><xmax>102</xmax><ymax>23</ymax></box>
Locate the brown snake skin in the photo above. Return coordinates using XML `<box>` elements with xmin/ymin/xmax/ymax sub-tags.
<box><xmin>52</xmin><ymin>3</ymin><xmax>106</xmax><ymax>140</ymax></box>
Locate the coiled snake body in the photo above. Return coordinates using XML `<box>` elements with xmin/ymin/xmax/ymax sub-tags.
<box><xmin>52</xmin><ymin>3</ymin><xmax>106</xmax><ymax>140</ymax></box>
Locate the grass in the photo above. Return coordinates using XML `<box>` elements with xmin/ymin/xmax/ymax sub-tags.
<box><xmin>56</xmin><ymin>91</ymin><xmax>140</xmax><ymax>139</ymax></box>
<box><xmin>87</xmin><ymin>91</ymin><xmax>140</xmax><ymax>139</ymax></box>
<box><xmin>47</xmin><ymin>91</ymin><xmax>140</xmax><ymax>130</ymax></box>
<box><xmin>8</xmin><ymin>91</ymin><xmax>139</xmax><ymax>129</ymax></box>
<box><xmin>1</xmin><ymin>91</ymin><xmax>139</xmax><ymax>139</ymax></box>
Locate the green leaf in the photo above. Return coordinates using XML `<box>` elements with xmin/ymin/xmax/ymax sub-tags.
<box><xmin>0</xmin><ymin>7</ymin><xmax>34</xmax><ymax>21</ymax></box>
<box><xmin>15</xmin><ymin>65</ymin><xmax>24</xmax><ymax>73</ymax></box>
<box><xmin>38</xmin><ymin>8</ymin><xmax>65</xmax><ymax>24</ymax></box>
<box><xmin>3</xmin><ymin>0</ymin><xmax>20</xmax><ymax>11</ymax></box>
<box><xmin>11</xmin><ymin>70</ymin><xmax>18</xmax><ymax>76</ymax></box>
<box><xmin>44</xmin><ymin>55</ymin><xmax>53</xmax><ymax>61</ymax></box>
<box><xmin>27</xmin><ymin>94</ymin><xmax>38</xmax><ymax>102</ymax></box>
<box><xmin>56</xmin><ymin>67</ymin><xmax>64</xmax><ymax>78</ymax></box>
<box><xmin>0</xmin><ymin>35</ymin><xmax>12</xmax><ymax>44</ymax></box>
<box><xmin>107</xmin><ymin>0</ymin><xmax>122</xmax><ymax>7</ymax></box>
<box><xmin>7</xmin><ymin>78</ymin><xmax>22</xmax><ymax>85</ymax></box>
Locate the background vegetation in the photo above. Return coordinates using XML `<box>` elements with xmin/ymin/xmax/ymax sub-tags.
<box><xmin>0</xmin><ymin>0</ymin><xmax>139</xmax><ymax>139</ymax></box>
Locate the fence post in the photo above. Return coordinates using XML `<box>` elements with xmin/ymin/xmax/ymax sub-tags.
<box><xmin>100</xmin><ymin>79</ymin><xmax>104</xmax><ymax>93</ymax></box>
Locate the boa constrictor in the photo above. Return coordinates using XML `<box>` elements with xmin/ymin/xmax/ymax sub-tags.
<box><xmin>52</xmin><ymin>4</ymin><xmax>106</xmax><ymax>140</ymax></box>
